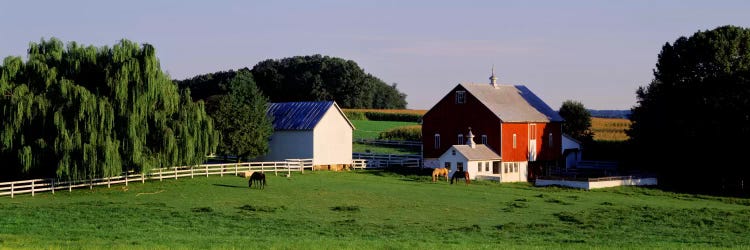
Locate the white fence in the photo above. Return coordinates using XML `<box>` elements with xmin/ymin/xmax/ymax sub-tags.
<box><xmin>352</xmin><ymin>152</ymin><xmax>422</xmax><ymax>169</ymax></box>
<box><xmin>0</xmin><ymin>159</ymin><xmax>312</xmax><ymax>198</ymax></box>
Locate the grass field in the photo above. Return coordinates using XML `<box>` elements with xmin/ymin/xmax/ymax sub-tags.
<box><xmin>2</xmin><ymin>170</ymin><xmax>750</xmax><ymax>249</ymax></box>
<box><xmin>343</xmin><ymin>109</ymin><xmax>427</xmax><ymax>115</ymax></box>
<box><xmin>351</xmin><ymin>120</ymin><xmax>419</xmax><ymax>139</ymax></box>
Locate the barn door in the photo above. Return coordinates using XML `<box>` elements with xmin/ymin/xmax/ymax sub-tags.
<box><xmin>528</xmin><ymin>124</ymin><xmax>537</xmax><ymax>161</ymax></box>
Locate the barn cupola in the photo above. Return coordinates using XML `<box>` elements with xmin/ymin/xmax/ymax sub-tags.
<box><xmin>490</xmin><ymin>65</ymin><xmax>498</xmax><ymax>88</ymax></box>
<box><xmin>466</xmin><ymin>127</ymin><xmax>476</xmax><ymax>148</ymax></box>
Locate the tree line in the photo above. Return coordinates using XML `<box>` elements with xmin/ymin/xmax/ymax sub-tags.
<box><xmin>175</xmin><ymin>54</ymin><xmax>407</xmax><ymax>110</ymax></box>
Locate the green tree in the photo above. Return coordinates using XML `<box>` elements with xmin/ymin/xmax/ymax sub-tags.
<box><xmin>250</xmin><ymin>54</ymin><xmax>408</xmax><ymax>109</ymax></box>
<box><xmin>0</xmin><ymin>38</ymin><xmax>218</xmax><ymax>181</ymax></box>
<box><xmin>212</xmin><ymin>71</ymin><xmax>273</xmax><ymax>162</ymax></box>
<box><xmin>628</xmin><ymin>25</ymin><xmax>750</xmax><ymax>194</ymax></box>
<box><xmin>558</xmin><ymin>100</ymin><xmax>594</xmax><ymax>143</ymax></box>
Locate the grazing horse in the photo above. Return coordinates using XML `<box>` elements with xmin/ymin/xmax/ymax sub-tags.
<box><xmin>432</xmin><ymin>168</ymin><xmax>449</xmax><ymax>182</ymax></box>
<box><xmin>248</xmin><ymin>172</ymin><xmax>266</xmax><ymax>189</ymax></box>
<box><xmin>450</xmin><ymin>171</ymin><xmax>470</xmax><ymax>185</ymax></box>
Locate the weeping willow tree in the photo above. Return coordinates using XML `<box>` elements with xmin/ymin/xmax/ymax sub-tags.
<box><xmin>0</xmin><ymin>38</ymin><xmax>218</xmax><ymax>181</ymax></box>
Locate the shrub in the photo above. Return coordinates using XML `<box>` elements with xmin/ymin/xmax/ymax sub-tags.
<box><xmin>378</xmin><ymin>125</ymin><xmax>422</xmax><ymax>141</ymax></box>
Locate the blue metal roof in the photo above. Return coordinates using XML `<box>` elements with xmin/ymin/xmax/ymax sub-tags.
<box><xmin>514</xmin><ymin>85</ymin><xmax>564</xmax><ymax>122</ymax></box>
<box><xmin>266</xmin><ymin>101</ymin><xmax>334</xmax><ymax>130</ymax></box>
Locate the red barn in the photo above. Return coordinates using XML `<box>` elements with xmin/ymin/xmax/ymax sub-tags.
<box><xmin>421</xmin><ymin>73</ymin><xmax>564</xmax><ymax>180</ymax></box>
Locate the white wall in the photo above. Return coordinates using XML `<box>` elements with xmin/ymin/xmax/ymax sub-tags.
<box><xmin>262</xmin><ymin>130</ymin><xmax>313</xmax><ymax>161</ymax></box>
<box><xmin>535</xmin><ymin>177</ymin><xmax>658</xmax><ymax>190</ymax></box>
<box><xmin>313</xmin><ymin>106</ymin><xmax>353</xmax><ymax>166</ymax></box>
<box><xmin>438</xmin><ymin>147</ymin><xmax>468</xmax><ymax>179</ymax></box>
<box><xmin>561</xmin><ymin>135</ymin><xmax>582</xmax><ymax>169</ymax></box>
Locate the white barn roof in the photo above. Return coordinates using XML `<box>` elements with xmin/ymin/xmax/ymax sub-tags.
<box><xmin>460</xmin><ymin>83</ymin><xmax>564</xmax><ymax>123</ymax></box>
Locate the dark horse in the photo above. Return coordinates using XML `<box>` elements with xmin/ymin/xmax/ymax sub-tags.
<box><xmin>248</xmin><ymin>172</ymin><xmax>266</xmax><ymax>189</ymax></box>
<box><xmin>450</xmin><ymin>171</ymin><xmax>470</xmax><ymax>185</ymax></box>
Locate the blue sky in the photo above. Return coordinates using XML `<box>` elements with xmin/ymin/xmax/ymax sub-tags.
<box><xmin>1</xmin><ymin>0</ymin><xmax>749</xmax><ymax>110</ymax></box>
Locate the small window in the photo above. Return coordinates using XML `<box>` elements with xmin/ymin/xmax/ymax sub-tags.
<box><xmin>514</xmin><ymin>163</ymin><xmax>519</xmax><ymax>173</ymax></box>
<box><xmin>445</xmin><ymin>162</ymin><xmax>451</xmax><ymax>170</ymax></box>
<box><xmin>452</xmin><ymin>149</ymin><xmax>456</xmax><ymax>155</ymax></box>
<box><xmin>485</xmin><ymin>162</ymin><xmax>489</xmax><ymax>172</ymax></box>
<box><xmin>513</xmin><ymin>134</ymin><xmax>517</xmax><ymax>149</ymax></box>
<box><xmin>434</xmin><ymin>134</ymin><xmax>441</xmax><ymax>149</ymax></box>
<box><xmin>549</xmin><ymin>133</ymin><xmax>554</xmax><ymax>148</ymax></box>
<box><xmin>530</xmin><ymin>124</ymin><xmax>536</xmax><ymax>140</ymax></box>
<box><xmin>457</xmin><ymin>134</ymin><xmax>464</xmax><ymax>145</ymax></box>
<box><xmin>455</xmin><ymin>90</ymin><xmax>466</xmax><ymax>104</ymax></box>
<box><xmin>504</xmin><ymin>164</ymin><xmax>508</xmax><ymax>173</ymax></box>
<box><xmin>481</xmin><ymin>135</ymin><xmax>487</xmax><ymax>144</ymax></box>
<box><xmin>477</xmin><ymin>164</ymin><xmax>481</xmax><ymax>172</ymax></box>
<box><xmin>457</xmin><ymin>162</ymin><xmax>464</xmax><ymax>172</ymax></box>
<box><xmin>492</xmin><ymin>162</ymin><xmax>500</xmax><ymax>174</ymax></box>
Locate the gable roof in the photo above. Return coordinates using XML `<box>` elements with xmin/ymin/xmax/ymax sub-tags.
<box><xmin>266</xmin><ymin>101</ymin><xmax>354</xmax><ymax>131</ymax></box>
<box><xmin>460</xmin><ymin>83</ymin><xmax>564</xmax><ymax>123</ymax></box>
<box><xmin>451</xmin><ymin>144</ymin><xmax>502</xmax><ymax>161</ymax></box>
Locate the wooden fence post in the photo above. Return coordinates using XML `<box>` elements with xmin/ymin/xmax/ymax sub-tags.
<box><xmin>205</xmin><ymin>165</ymin><xmax>208</xmax><ymax>177</ymax></box>
<box><xmin>125</xmin><ymin>173</ymin><xmax>128</xmax><ymax>186</ymax></box>
<box><xmin>51</xmin><ymin>179</ymin><xmax>55</xmax><ymax>194</ymax></box>
<box><xmin>159</xmin><ymin>168</ymin><xmax>163</xmax><ymax>181</ymax></box>
<box><xmin>142</xmin><ymin>172</ymin><xmax>145</xmax><ymax>183</ymax></box>
<box><xmin>174</xmin><ymin>167</ymin><xmax>178</xmax><ymax>180</ymax></box>
<box><xmin>10</xmin><ymin>182</ymin><xmax>14</xmax><ymax>198</ymax></box>
<box><xmin>107</xmin><ymin>176</ymin><xmax>111</xmax><ymax>188</ymax></box>
<box><xmin>191</xmin><ymin>166</ymin><xmax>194</xmax><ymax>179</ymax></box>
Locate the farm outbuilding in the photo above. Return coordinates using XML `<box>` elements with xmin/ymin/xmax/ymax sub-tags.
<box><xmin>437</xmin><ymin>130</ymin><xmax>523</xmax><ymax>182</ymax></box>
<box><xmin>259</xmin><ymin>101</ymin><xmax>354</xmax><ymax>170</ymax></box>
<box><xmin>422</xmin><ymin>71</ymin><xmax>564</xmax><ymax>181</ymax></box>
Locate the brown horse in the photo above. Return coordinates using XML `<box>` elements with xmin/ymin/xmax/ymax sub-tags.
<box><xmin>248</xmin><ymin>172</ymin><xmax>266</xmax><ymax>189</ymax></box>
<box><xmin>432</xmin><ymin>168</ymin><xmax>449</xmax><ymax>182</ymax></box>
<box><xmin>450</xmin><ymin>171</ymin><xmax>470</xmax><ymax>185</ymax></box>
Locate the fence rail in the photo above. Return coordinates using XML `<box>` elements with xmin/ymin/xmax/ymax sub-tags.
<box><xmin>0</xmin><ymin>159</ymin><xmax>312</xmax><ymax>198</ymax></box>
<box><xmin>352</xmin><ymin>152</ymin><xmax>422</xmax><ymax>169</ymax></box>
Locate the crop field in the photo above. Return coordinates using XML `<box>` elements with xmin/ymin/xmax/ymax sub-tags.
<box><xmin>591</xmin><ymin>117</ymin><xmax>631</xmax><ymax>141</ymax></box>
<box><xmin>2</xmin><ymin>170</ymin><xmax>749</xmax><ymax>249</ymax></box>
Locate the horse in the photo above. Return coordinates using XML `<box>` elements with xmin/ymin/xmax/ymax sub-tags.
<box><xmin>248</xmin><ymin>172</ymin><xmax>266</xmax><ymax>189</ymax></box>
<box><xmin>450</xmin><ymin>171</ymin><xmax>470</xmax><ymax>185</ymax></box>
<box><xmin>432</xmin><ymin>168</ymin><xmax>449</xmax><ymax>182</ymax></box>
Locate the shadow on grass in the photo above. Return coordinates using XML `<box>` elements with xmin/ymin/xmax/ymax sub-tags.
<box><xmin>212</xmin><ymin>184</ymin><xmax>247</xmax><ymax>189</ymax></box>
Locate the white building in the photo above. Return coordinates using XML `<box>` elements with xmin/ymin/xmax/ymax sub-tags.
<box><xmin>437</xmin><ymin>129</ymin><xmax>526</xmax><ymax>182</ymax></box>
<box><xmin>561</xmin><ymin>134</ymin><xmax>582</xmax><ymax>169</ymax></box>
<box><xmin>260</xmin><ymin>101</ymin><xmax>354</xmax><ymax>170</ymax></box>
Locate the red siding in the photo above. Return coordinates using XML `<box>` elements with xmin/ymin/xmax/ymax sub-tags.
<box><xmin>422</xmin><ymin>84</ymin><xmax>562</xmax><ymax>166</ymax></box>
<box><xmin>500</xmin><ymin>123</ymin><xmax>528</xmax><ymax>162</ymax></box>
<box><xmin>422</xmin><ymin>85</ymin><xmax>500</xmax><ymax>159</ymax></box>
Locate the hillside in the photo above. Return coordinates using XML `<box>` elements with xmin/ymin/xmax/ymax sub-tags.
<box><xmin>1</xmin><ymin>171</ymin><xmax>748</xmax><ymax>249</ymax></box>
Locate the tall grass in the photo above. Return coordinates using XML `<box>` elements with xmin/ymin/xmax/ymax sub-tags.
<box><xmin>1</xmin><ymin>171</ymin><xmax>749</xmax><ymax>249</ymax></box>
<box><xmin>378</xmin><ymin>125</ymin><xmax>422</xmax><ymax>141</ymax></box>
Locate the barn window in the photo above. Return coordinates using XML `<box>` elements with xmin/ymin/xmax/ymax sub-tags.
<box><xmin>434</xmin><ymin>134</ymin><xmax>441</xmax><ymax>149</ymax></box>
<box><xmin>513</xmin><ymin>134</ymin><xmax>517</xmax><ymax>149</ymax></box>
<box><xmin>485</xmin><ymin>162</ymin><xmax>489</xmax><ymax>172</ymax></box>
<box><xmin>549</xmin><ymin>133</ymin><xmax>554</xmax><ymax>148</ymax></box>
<box><xmin>445</xmin><ymin>162</ymin><xmax>451</xmax><ymax>170</ymax></box>
<box><xmin>455</xmin><ymin>91</ymin><xmax>466</xmax><ymax>104</ymax></box>
<box><xmin>452</xmin><ymin>149</ymin><xmax>455</xmax><ymax>155</ymax></box>
<box><xmin>481</xmin><ymin>135</ymin><xmax>487</xmax><ymax>144</ymax></box>
<box><xmin>514</xmin><ymin>163</ymin><xmax>519</xmax><ymax>173</ymax></box>
<box><xmin>530</xmin><ymin>124</ymin><xmax>537</xmax><ymax>140</ymax></box>
<box><xmin>457</xmin><ymin>134</ymin><xmax>464</xmax><ymax>145</ymax></box>
<box><xmin>457</xmin><ymin>162</ymin><xmax>464</xmax><ymax>172</ymax></box>
<box><xmin>477</xmin><ymin>164</ymin><xmax>482</xmax><ymax>172</ymax></box>
<box><xmin>492</xmin><ymin>162</ymin><xmax>500</xmax><ymax>174</ymax></box>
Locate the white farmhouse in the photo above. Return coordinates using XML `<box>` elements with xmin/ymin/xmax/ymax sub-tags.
<box><xmin>437</xmin><ymin>129</ymin><xmax>525</xmax><ymax>183</ymax></box>
<box><xmin>260</xmin><ymin>101</ymin><xmax>354</xmax><ymax>170</ymax></box>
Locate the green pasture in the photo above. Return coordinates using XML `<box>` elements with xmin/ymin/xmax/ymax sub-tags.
<box><xmin>1</xmin><ymin>170</ymin><xmax>749</xmax><ymax>249</ymax></box>
<box><xmin>351</xmin><ymin>120</ymin><xmax>419</xmax><ymax>139</ymax></box>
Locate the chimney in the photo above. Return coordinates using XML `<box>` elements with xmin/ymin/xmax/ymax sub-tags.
<box><xmin>466</xmin><ymin>127</ymin><xmax>476</xmax><ymax>148</ymax></box>
<box><xmin>490</xmin><ymin>65</ymin><xmax>498</xmax><ymax>88</ymax></box>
